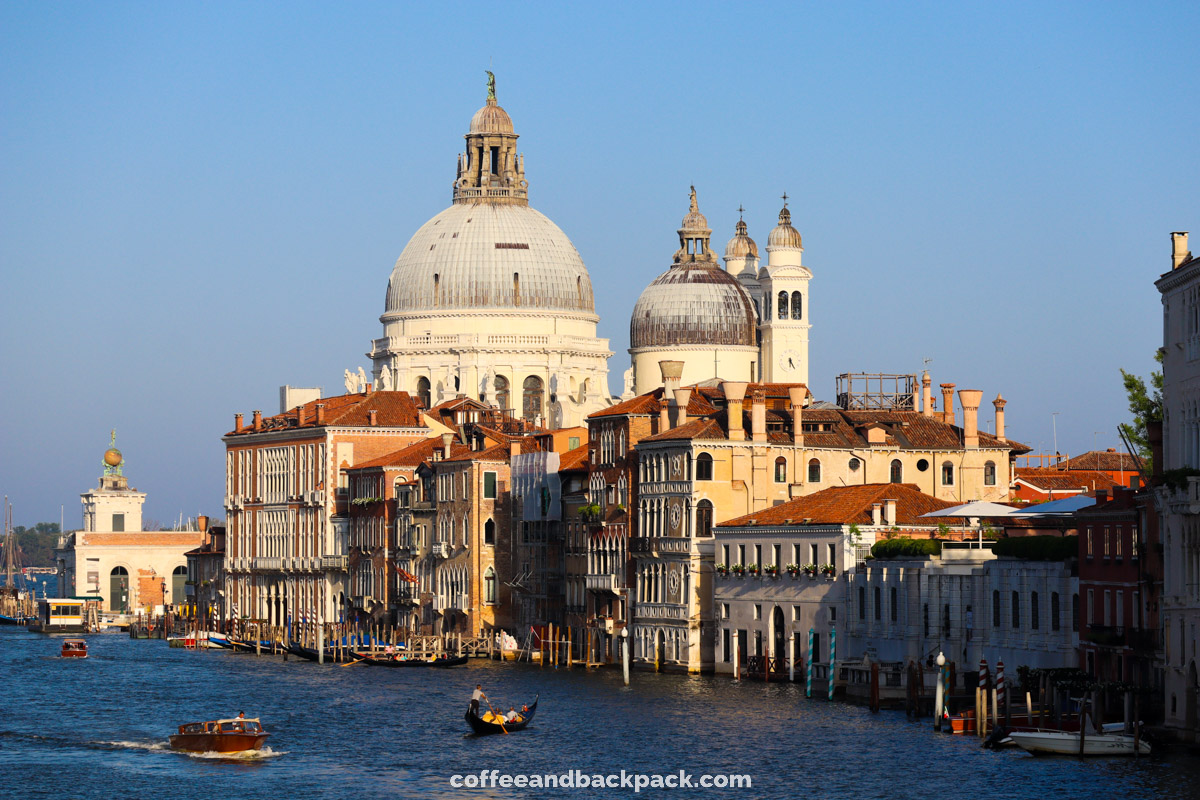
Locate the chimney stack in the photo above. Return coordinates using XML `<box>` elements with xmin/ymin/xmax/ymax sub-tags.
<box><xmin>672</xmin><ymin>388</ymin><xmax>691</xmax><ymax>428</ymax></box>
<box><xmin>959</xmin><ymin>389</ymin><xmax>983</xmax><ymax>449</ymax></box>
<box><xmin>883</xmin><ymin>498</ymin><xmax>897</xmax><ymax>527</ymax></box>
<box><xmin>1148</xmin><ymin>419</ymin><xmax>1164</xmax><ymax>479</ymax></box>
<box><xmin>872</xmin><ymin>502</ymin><xmax>883</xmax><ymax>527</ymax></box>
<box><xmin>252</xmin><ymin>410</ymin><xmax>263</xmax><ymax>432</ymax></box>
<box><xmin>441</xmin><ymin>433</ymin><xmax>454</xmax><ymax>460</ymax></box>
<box><xmin>750</xmin><ymin>389</ymin><xmax>767</xmax><ymax>443</ymax></box>
<box><xmin>723</xmin><ymin>381</ymin><xmax>748</xmax><ymax>441</ymax></box>
<box><xmin>788</xmin><ymin>386</ymin><xmax>805</xmax><ymax>447</ymax></box>
<box><xmin>368</xmin><ymin>410</ymin><xmax>378</xmax><ymax>427</ymax></box>
<box><xmin>234</xmin><ymin>413</ymin><xmax>244</xmax><ymax>433</ymax></box>
<box><xmin>365</xmin><ymin>382</ymin><xmax>374</xmax><ymax>395</ymax></box>
<box><xmin>659</xmin><ymin>360</ymin><xmax>684</xmax><ymax>395</ymax></box>
<box><xmin>197</xmin><ymin>514</ymin><xmax>209</xmax><ymax>534</ymax></box>
<box><xmin>297</xmin><ymin>405</ymin><xmax>307</xmax><ymax>426</ymax></box>
<box><xmin>921</xmin><ymin>372</ymin><xmax>933</xmax><ymax>417</ymax></box>
<box><xmin>315</xmin><ymin>403</ymin><xmax>326</xmax><ymax>426</ymax></box>
<box><xmin>940</xmin><ymin>384</ymin><xmax>956</xmax><ymax>426</ymax></box>
<box><xmin>1095</xmin><ymin>489</ymin><xmax>1109</xmax><ymax>504</ymax></box>
<box><xmin>993</xmin><ymin>394</ymin><xmax>1007</xmax><ymax>442</ymax></box>
<box><xmin>1172</xmin><ymin>231</ymin><xmax>1191</xmax><ymax>270</ymax></box>
<box><xmin>509</xmin><ymin>440</ymin><xmax>521</xmax><ymax>459</ymax></box>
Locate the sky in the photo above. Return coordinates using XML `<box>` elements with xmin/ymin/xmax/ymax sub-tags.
<box><xmin>2</xmin><ymin>2</ymin><xmax>1198</xmax><ymax>529</ymax></box>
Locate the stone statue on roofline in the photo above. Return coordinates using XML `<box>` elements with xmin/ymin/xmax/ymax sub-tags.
<box><xmin>357</xmin><ymin>366</ymin><xmax>368</xmax><ymax>392</ymax></box>
<box><xmin>344</xmin><ymin>369</ymin><xmax>357</xmax><ymax>394</ymax></box>
<box><xmin>622</xmin><ymin>366</ymin><xmax>635</xmax><ymax>400</ymax></box>
<box><xmin>378</xmin><ymin>364</ymin><xmax>393</xmax><ymax>391</ymax></box>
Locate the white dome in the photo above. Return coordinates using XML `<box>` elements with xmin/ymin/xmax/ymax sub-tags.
<box><xmin>384</xmin><ymin>202</ymin><xmax>596</xmax><ymax>316</ymax></box>
<box><xmin>630</xmin><ymin>264</ymin><xmax>757</xmax><ymax>349</ymax></box>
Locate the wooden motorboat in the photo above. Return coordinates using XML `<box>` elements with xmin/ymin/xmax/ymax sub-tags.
<box><xmin>169</xmin><ymin>718</ymin><xmax>270</xmax><ymax>753</ymax></box>
<box><xmin>465</xmin><ymin>695</ymin><xmax>538</xmax><ymax>735</ymax></box>
<box><xmin>1008</xmin><ymin>728</ymin><xmax>1150</xmax><ymax>756</ymax></box>
<box><xmin>61</xmin><ymin>638</ymin><xmax>88</xmax><ymax>658</ymax></box>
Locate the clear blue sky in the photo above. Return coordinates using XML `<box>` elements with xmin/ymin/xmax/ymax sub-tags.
<box><xmin>2</xmin><ymin>2</ymin><xmax>1197</xmax><ymax>528</ymax></box>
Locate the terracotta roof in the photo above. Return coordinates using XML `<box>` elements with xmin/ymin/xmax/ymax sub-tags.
<box><xmin>78</xmin><ymin>532</ymin><xmax>204</xmax><ymax>547</ymax></box>
<box><xmin>558</xmin><ymin>444</ymin><xmax>590</xmax><ymax>472</ymax></box>
<box><xmin>444</xmin><ymin>442</ymin><xmax>513</xmax><ymax>464</ymax></box>
<box><xmin>589</xmin><ymin>386</ymin><xmax>718</xmax><ymax>419</ymax></box>
<box><xmin>1014</xmin><ymin>468</ymin><xmax>1119</xmax><ymax>493</ymax></box>
<box><xmin>1055</xmin><ymin>450</ymin><xmax>1139</xmax><ymax>473</ymax></box>
<box><xmin>717</xmin><ymin>484</ymin><xmax>965</xmax><ymax>528</ymax></box>
<box><xmin>348</xmin><ymin>437</ymin><xmax>473</xmax><ymax>471</ymax></box>
<box><xmin>227</xmin><ymin>391</ymin><xmax>426</xmax><ymax>436</ymax></box>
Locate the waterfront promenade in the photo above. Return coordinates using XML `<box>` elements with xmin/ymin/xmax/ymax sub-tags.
<box><xmin>4</xmin><ymin>629</ymin><xmax>1199</xmax><ymax>799</ymax></box>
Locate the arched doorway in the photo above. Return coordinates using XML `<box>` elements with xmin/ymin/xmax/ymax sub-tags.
<box><xmin>655</xmin><ymin>629</ymin><xmax>666</xmax><ymax>672</ymax></box>
<box><xmin>771</xmin><ymin>606</ymin><xmax>786</xmax><ymax>674</ymax></box>
<box><xmin>110</xmin><ymin>566</ymin><xmax>129</xmax><ymax>613</ymax></box>
<box><xmin>523</xmin><ymin>375</ymin><xmax>544</xmax><ymax>422</ymax></box>
<box><xmin>171</xmin><ymin>565</ymin><xmax>187</xmax><ymax>605</ymax></box>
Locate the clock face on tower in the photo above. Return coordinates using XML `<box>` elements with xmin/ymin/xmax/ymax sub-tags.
<box><xmin>779</xmin><ymin>349</ymin><xmax>801</xmax><ymax>373</ymax></box>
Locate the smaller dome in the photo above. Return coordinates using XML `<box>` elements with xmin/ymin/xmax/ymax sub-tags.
<box><xmin>767</xmin><ymin>205</ymin><xmax>803</xmax><ymax>249</ymax></box>
<box><xmin>470</xmin><ymin>98</ymin><xmax>514</xmax><ymax>134</ymax></box>
<box><xmin>679</xmin><ymin>185</ymin><xmax>710</xmax><ymax>234</ymax></box>
<box><xmin>725</xmin><ymin>218</ymin><xmax>758</xmax><ymax>259</ymax></box>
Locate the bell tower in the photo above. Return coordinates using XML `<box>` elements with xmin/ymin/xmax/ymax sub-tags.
<box><xmin>759</xmin><ymin>195</ymin><xmax>812</xmax><ymax>384</ymax></box>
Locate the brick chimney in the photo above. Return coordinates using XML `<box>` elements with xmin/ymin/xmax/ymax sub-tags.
<box><xmin>365</xmin><ymin>382</ymin><xmax>374</xmax><ymax>395</ymax></box>
<box><xmin>368</xmin><ymin>409</ymin><xmax>378</xmax><ymax>427</ymax></box>
<box><xmin>441</xmin><ymin>433</ymin><xmax>454</xmax><ymax>459</ymax></box>
<box><xmin>723</xmin><ymin>381</ymin><xmax>748</xmax><ymax>441</ymax></box>
<box><xmin>872</xmin><ymin>502</ymin><xmax>883</xmax><ymax>526</ymax></box>
<box><xmin>940</xmin><ymin>384</ymin><xmax>956</xmax><ymax>426</ymax></box>
<box><xmin>234</xmin><ymin>413</ymin><xmax>244</xmax><ymax>433</ymax></box>
<box><xmin>672</xmin><ymin>388</ymin><xmax>691</xmax><ymax>428</ymax></box>
<box><xmin>315</xmin><ymin>403</ymin><xmax>326</xmax><ymax>426</ymax></box>
<box><xmin>922</xmin><ymin>372</ymin><xmax>933</xmax><ymax>417</ymax></box>
<box><xmin>788</xmin><ymin>386</ymin><xmax>805</xmax><ymax>446</ymax></box>
<box><xmin>750</xmin><ymin>389</ymin><xmax>767</xmax><ymax>443</ymax></box>
<box><xmin>993</xmin><ymin>394</ymin><xmax>1007</xmax><ymax>442</ymax></box>
<box><xmin>659</xmin><ymin>360</ymin><xmax>684</xmax><ymax>395</ymax></box>
<box><xmin>883</xmin><ymin>498</ymin><xmax>897</xmax><ymax>527</ymax></box>
<box><xmin>297</xmin><ymin>405</ymin><xmax>307</xmax><ymax>426</ymax></box>
<box><xmin>1173</xmin><ymin>231</ymin><xmax>1191</xmax><ymax>270</ymax></box>
<box><xmin>959</xmin><ymin>389</ymin><xmax>983</xmax><ymax>449</ymax></box>
<box><xmin>197</xmin><ymin>514</ymin><xmax>209</xmax><ymax>533</ymax></box>
<box><xmin>252</xmin><ymin>410</ymin><xmax>263</xmax><ymax>432</ymax></box>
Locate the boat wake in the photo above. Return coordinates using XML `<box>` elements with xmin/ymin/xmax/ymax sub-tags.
<box><xmin>97</xmin><ymin>740</ymin><xmax>285</xmax><ymax>760</ymax></box>
<box><xmin>98</xmin><ymin>740</ymin><xmax>172</xmax><ymax>752</ymax></box>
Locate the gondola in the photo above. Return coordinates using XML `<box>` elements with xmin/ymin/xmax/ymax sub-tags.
<box><xmin>352</xmin><ymin>651</ymin><xmax>468</xmax><ymax>667</ymax></box>
<box><xmin>465</xmin><ymin>694</ymin><xmax>538</xmax><ymax>735</ymax></box>
<box><xmin>227</xmin><ymin>637</ymin><xmax>279</xmax><ymax>654</ymax></box>
<box><xmin>287</xmin><ymin>642</ymin><xmax>355</xmax><ymax>663</ymax></box>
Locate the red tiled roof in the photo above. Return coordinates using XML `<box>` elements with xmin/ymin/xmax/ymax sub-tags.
<box><xmin>1055</xmin><ymin>450</ymin><xmax>1139</xmax><ymax>473</ymax></box>
<box><xmin>1014</xmin><ymin>468</ymin><xmax>1119</xmax><ymax>492</ymax></box>
<box><xmin>558</xmin><ymin>444</ymin><xmax>590</xmax><ymax>472</ymax></box>
<box><xmin>227</xmin><ymin>391</ymin><xmax>427</xmax><ymax>436</ymax></box>
<box><xmin>589</xmin><ymin>387</ymin><xmax>719</xmax><ymax>419</ymax></box>
<box><xmin>348</xmin><ymin>437</ymin><xmax>473</xmax><ymax>471</ymax></box>
<box><xmin>717</xmin><ymin>484</ymin><xmax>965</xmax><ymax>528</ymax></box>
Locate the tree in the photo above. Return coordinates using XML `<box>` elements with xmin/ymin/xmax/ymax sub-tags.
<box><xmin>1119</xmin><ymin>350</ymin><xmax>1163</xmax><ymax>471</ymax></box>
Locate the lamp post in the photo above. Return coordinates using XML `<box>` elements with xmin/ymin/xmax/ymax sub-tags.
<box><xmin>934</xmin><ymin>651</ymin><xmax>947</xmax><ymax>730</ymax></box>
<box><xmin>620</xmin><ymin>626</ymin><xmax>630</xmax><ymax>686</ymax></box>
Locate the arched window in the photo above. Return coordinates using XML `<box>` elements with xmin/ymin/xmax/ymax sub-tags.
<box><xmin>484</xmin><ymin>518</ymin><xmax>495</xmax><ymax>546</ymax></box>
<box><xmin>696</xmin><ymin>500</ymin><xmax>714</xmax><ymax>538</ymax></box>
<box><xmin>774</xmin><ymin>457</ymin><xmax>787</xmax><ymax>483</ymax></box>
<box><xmin>416</xmin><ymin>377</ymin><xmax>431</xmax><ymax>409</ymax></box>
<box><xmin>984</xmin><ymin>461</ymin><xmax>997</xmax><ymax>486</ymax></box>
<box><xmin>992</xmin><ymin>590</ymin><xmax>1001</xmax><ymax>627</ymax></box>
<box><xmin>493</xmin><ymin>375</ymin><xmax>509</xmax><ymax>412</ymax></box>
<box><xmin>874</xmin><ymin>586</ymin><xmax>881</xmax><ymax>620</ymax></box>
<box><xmin>941</xmin><ymin>461</ymin><xmax>954</xmax><ymax>486</ymax></box>
<box><xmin>522</xmin><ymin>375</ymin><xmax>544</xmax><ymax>421</ymax></box>
<box><xmin>484</xmin><ymin>567</ymin><xmax>496</xmax><ymax>604</ymax></box>
<box><xmin>807</xmin><ymin>458</ymin><xmax>821</xmax><ymax>483</ymax></box>
<box><xmin>778</xmin><ymin>291</ymin><xmax>788</xmax><ymax>319</ymax></box>
<box><xmin>171</xmin><ymin>565</ymin><xmax>188</xmax><ymax>604</ymax></box>
<box><xmin>695</xmin><ymin>453</ymin><xmax>713</xmax><ymax>481</ymax></box>
<box><xmin>791</xmin><ymin>291</ymin><xmax>802</xmax><ymax>320</ymax></box>
<box><xmin>753</xmin><ymin>299</ymin><xmax>760</xmax><ymax>320</ymax></box>
<box><xmin>890</xmin><ymin>459</ymin><xmax>902</xmax><ymax>484</ymax></box>
<box><xmin>110</xmin><ymin>566</ymin><xmax>129</xmax><ymax>613</ymax></box>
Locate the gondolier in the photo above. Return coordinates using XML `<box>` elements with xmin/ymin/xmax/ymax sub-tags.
<box><xmin>470</xmin><ymin>685</ymin><xmax>486</xmax><ymax>716</ymax></box>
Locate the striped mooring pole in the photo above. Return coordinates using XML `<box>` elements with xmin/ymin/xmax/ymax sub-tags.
<box><xmin>806</xmin><ymin>628</ymin><xmax>814</xmax><ymax>698</ymax></box>
<box><xmin>827</xmin><ymin>627</ymin><xmax>836</xmax><ymax>701</ymax></box>
<box><xmin>996</xmin><ymin>658</ymin><xmax>1006</xmax><ymax>723</ymax></box>
<box><xmin>978</xmin><ymin>657</ymin><xmax>989</xmax><ymax>738</ymax></box>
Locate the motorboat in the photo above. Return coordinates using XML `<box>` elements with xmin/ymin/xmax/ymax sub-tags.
<box><xmin>169</xmin><ymin>718</ymin><xmax>270</xmax><ymax>753</ymax></box>
<box><xmin>1007</xmin><ymin>727</ymin><xmax>1150</xmax><ymax>756</ymax></box>
<box><xmin>61</xmin><ymin>639</ymin><xmax>88</xmax><ymax>658</ymax></box>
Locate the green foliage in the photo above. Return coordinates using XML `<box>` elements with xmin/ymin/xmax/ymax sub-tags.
<box><xmin>869</xmin><ymin>538</ymin><xmax>942</xmax><ymax>559</ymax></box>
<box><xmin>1162</xmin><ymin>467</ymin><xmax>1200</xmax><ymax>492</ymax></box>
<box><xmin>991</xmin><ymin>535</ymin><xmax>1077</xmax><ymax>561</ymax></box>
<box><xmin>936</xmin><ymin>522</ymin><xmax>951</xmax><ymax>537</ymax></box>
<box><xmin>580</xmin><ymin>503</ymin><xmax>602</xmax><ymax>522</ymax></box>
<box><xmin>12</xmin><ymin>523</ymin><xmax>63</xmax><ymax>567</ymax></box>
<box><xmin>1119</xmin><ymin>350</ymin><xmax>1163</xmax><ymax>471</ymax></box>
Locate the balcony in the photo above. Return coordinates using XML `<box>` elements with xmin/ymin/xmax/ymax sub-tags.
<box><xmin>629</xmin><ymin>536</ymin><xmax>690</xmax><ymax>555</ymax></box>
<box><xmin>633</xmin><ymin>602</ymin><xmax>685</xmax><ymax>620</ymax></box>
<box><xmin>1085</xmin><ymin>625</ymin><xmax>1127</xmax><ymax>647</ymax></box>
<box><xmin>320</xmin><ymin>555</ymin><xmax>348</xmax><ymax>571</ymax></box>
<box><xmin>586</xmin><ymin>573</ymin><xmax>624</xmax><ymax>594</ymax></box>
<box><xmin>431</xmin><ymin>542</ymin><xmax>451</xmax><ymax>558</ymax></box>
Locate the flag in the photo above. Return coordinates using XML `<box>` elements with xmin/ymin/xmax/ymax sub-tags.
<box><xmin>393</xmin><ymin>564</ymin><xmax>419</xmax><ymax>583</ymax></box>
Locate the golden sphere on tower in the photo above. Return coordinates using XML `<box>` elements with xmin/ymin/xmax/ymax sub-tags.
<box><xmin>103</xmin><ymin>448</ymin><xmax>123</xmax><ymax>467</ymax></box>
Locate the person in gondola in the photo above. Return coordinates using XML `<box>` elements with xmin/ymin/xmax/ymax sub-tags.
<box><xmin>505</xmin><ymin>707</ymin><xmax>519</xmax><ymax>722</ymax></box>
<box><xmin>470</xmin><ymin>685</ymin><xmax>486</xmax><ymax>717</ymax></box>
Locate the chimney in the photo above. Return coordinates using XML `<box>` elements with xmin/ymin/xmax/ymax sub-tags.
<box><xmin>883</xmin><ymin>498</ymin><xmax>897</xmax><ymax>527</ymax></box>
<box><xmin>365</xmin><ymin>382</ymin><xmax>374</xmax><ymax>395</ymax></box>
<box><xmin>871</xmin><ymin>502</ymin><xmax>883</xmax><ymax>526</ymax></box>
<box><xmin>234</xmin><ymin>413</ymin><xmax>244</xmax><ymax>433</ymax></box>
<box><xmin>940</xmin><ymin>384</ymin><xmax>956</xmax><ymax>426</ymax></box>
<box><xmin>1148</xmin><ymin>419</ymin><xmax>1163</xmax><ymax>479</ymax></box>
<box><xmin>959</xmin><ymin>389</ymin><xmax>983</xmax><ymax>449</ymax></box>
<box><xmin>993</xmin><ymin>394</ymin><xmax>1007</xmax><ymax>442</ymax></box>
<box><xmin>297</xmin><ymin>405</ymin><xmax>307</xmax><ymax>426</ymax></box>
<box><xmin>197</xmin><ymin>514</ymin><xmax>209</xmax><ymax>534</ymax></box>
<box><xmin>659</xmin><ymin>360</ymin><xmax>684</xmax><ymax>395</ymax></box>
<box><xmin>1095</xmin><ymin>489</ymin><xmax>1109</xmax><ymax>504</ymax></box>
<box><xmin>252</xmin><ymin>410</ymin><xmax>263</xmax><ymax>432</ymax></box>
<box><xmin>315</xmin><ymin>403</ymin><xmax>326</xmax><ymax>426</ymax></box>
<box><xmin>509</xmin><ymin>440</ymin><xmax>521</xmax><ymax>459</ymax></box>
<box><xmin>441</xmin><ymin>433</ymin><xmax>454</xmax><ymax>459</ymax></box>
<box><xmin>921</xmin><ymin>372</ymin><xmax>933</xmax><ymax>417</ymax></box>
<box><xmin>788</xmin><ymin>386</ymin><xmax>805</xmax><ymax>447</ymax></box>
<box><xmin>1172</xmin><ymin>231</ymin><xmax>1191</xmax><ymax>270</ymax></box>
<box><xmin>723</xmin><ymin>381</ymin><xmax>748</xmax><ymax>441</ymax></box>
<box><xmin>368</xmin><ymin>410</ymin><xmax>378</xmax><ymax>427</ymax></box>
<box><xmin>750</xmin><ymin>389</ymin><xmax>767</xmax><ymax>443</ymax></box>
<box><xmin>672</xmin><ymin>388</ymin><xmax>691</xmax><ymax>428</ymax></box>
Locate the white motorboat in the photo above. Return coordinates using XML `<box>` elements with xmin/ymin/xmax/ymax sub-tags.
<box><xmin>1008</xmin><ymin>728</ymin><xmax>1150</xmax><ymax>756</ymax></box>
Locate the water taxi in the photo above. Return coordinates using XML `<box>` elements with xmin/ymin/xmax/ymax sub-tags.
<box><xmin>169</xmin><ymin>718</ymin><xmax>270</xmax><ymax>753</ymax></box>
<box><xmin>61</xmin><ymin>639</ymin><xmax>88</xmax><ymax>658</ymax></box>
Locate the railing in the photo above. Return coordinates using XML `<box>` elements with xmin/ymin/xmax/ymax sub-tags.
<box><xmin>431</xmin><ymin>542</ymin><xmax>450</xmax><ymax>558</ymax></box>
<box><xmin>586</xmin><ymin>573</ymin><xmax>624</xmax><ymax>593</ymax></box>
<box><xmin>629</xmin><ymin>536</ymin><xmax>690</xmax><ymax>555</ymax></box>
<box><xmin>320</xmin><ymin>555</ymin><xmax>348</xmax><ymax>571</ymax></box>
<box><xmin>633</xmin><ymin>603</ymin><xmax>685</xmax><ymax>620</ymax></box>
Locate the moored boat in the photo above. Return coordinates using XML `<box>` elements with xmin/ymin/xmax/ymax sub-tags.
<box><xmin>61</xmin><ymin>638</ymin><xmax>88</xmax><ymax>658</ymax></box>
<box><xmin>169</xmin><ymin>718</ymin><xmax>270</xmax><ymax>753</ymax></box>
<box><xmin>465</xmin><ymin>695</ymin><xmax>538</xmax><ymax>735</ymax></box>
<box><xmin>1007</xmin><ymin>728</ymin><xmax>1150</xmax><ymax>756</ymax></box>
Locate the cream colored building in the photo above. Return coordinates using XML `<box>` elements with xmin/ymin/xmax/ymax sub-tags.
<box><xmin>368</xmin><ymin>82</ymin><xmax>612</xmax><ymax>427</ymax></box>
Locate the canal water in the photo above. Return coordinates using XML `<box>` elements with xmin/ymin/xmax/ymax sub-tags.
<box><xmin>2</xmin><ymin>629</ymin><xmax>1197</xmax><ymax>799</ymax></box>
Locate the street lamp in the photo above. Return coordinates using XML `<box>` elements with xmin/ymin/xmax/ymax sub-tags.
<box><xmin>934</xmin><ymin>650</ymin><xmax>947</xmax><ymax>731</ymax></box>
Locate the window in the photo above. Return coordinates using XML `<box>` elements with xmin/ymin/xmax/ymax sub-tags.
<box><xmin>791</xmin><ymin>291</ymin><xmax>802</xmax><ymax>320</ymax></box>
<box><xmin>874</xmin><ymin>586</ymin><xmax>881</xmax><ymax>620</ymax></box>
<box><xmin>1116</xmin><ymin>526</ymin><xmax>1123</xmax><ymax>560</ymax></box>
<box><xmin>416</xmin><ymin>376</ymin><xmax>431</xmax><ymax>409</ymax></box>
<box><xmin>753</xmin><ymin>604</ymin><xmax>761</xmax><ymax>621</ymax></box>
<box><xmin>923</xmin><ymin>603</ymin><xmax>929</xmax><ymax>637</ymax></box>
<box><xmin>808</xmin><ymin>458</ymin><xmax>821</xmax><ymax>483</ymax></box>
<box><xmin>943</xmin><ymin>604</ymin><xmax>951</xmax><ymax>635</ymax></box>
<box><xmin>1011</xmin><ymin>591</ymin><xmax>1021</xmax><ymax>628</ymax></box>
<box><xmin>890</xmin><ymin>587</ymin><xmax>898</xmax><ymax>622</ymax></box>
<box><xmin>696</xmin><ymin>453</ymin><xmax>713</xmax><ymax>481</ymax></box>
<box><xmin>1072</xmin><ymin>593</ymin><xmax>1079</xmax><ymax>632</ymax></box>
<box><xmin>775</xmin><ymin>457</ymin><xmax>787</xmax><ymax>483</ymax></box>
<box><xmin>1051</xmin><ymin>592</ymin><xmax>1061</xmax><ymax>631</ymax></box>
<box><xmin>1087</xmin><ymin>589</ymin><xmax>1095</xmax><ymax>625</ymax></box>
<box><xmin>828</xmin><ymin>543</ymin><xmax>836</xmax><ymax>567</ymax></box>
<box><xmin>916</xmin><ymin>458</ymin><xmax>929</xmax><ymax>472</ymax></box>
<box><xmin>569</xmin><ymin>436</ymin><xmax>580</xmax><ymax>450</ymax></box>
<box><xmin>696</xmin><ymin>500</ymin><xmax>714</xmax><ymax>537</ymax></box>
<box><xmin>722</xmin><ymin>629</ymin><xmax>730</xmax><ymax>662</ymax></box>
<box><xmin>483</xmin><ymin>471</ymin><xmax>497</xmax><ymax>499</ymax></box>
<box><xmin>1031</xmin><ymin>592</ymin><xmax>1040</xmax><ymax>630</ymax></box>
<box><xmin>171</xmin><ymin>565</ymin><xmax>187</xmax><ymax>603</ymax></box>
<box><xmin>484</xmin><ymin>518</ymin><xmax>495</xmax><ymax>546</ymax></box>
<box><xmin>858</xmin><ymin>586</ymin><xmax>866</xmax><ymax>620</ymax></box>
<box><xmin>941</xmin><ymin>462</ymin><xmax>954</xmax><ymax>486</ymax></box>
<box><xmin>112</xmin><ymin>513</ymin><xmax>125</xmax><ymax>532</ymax></box>
<box><xmin>984</xmin><ymin>461</ymin><xmax>996</xmax><ymax>486</ymax></box>
<box><xmin>773</xmin><ymin>544</ymin><xmax>781</xmax><ymax>569</ymax></box>
<box><xmin>992</xmin><ymin>590</ymin><xmax>1001</xmax><ymax>627</ymax></box>
<box><xmin>721</xmin><ymin>603</ymin><xmax>730</xmax><ymax>619</ymax></box>
<box><xmin>810</xmin><ymin>543</ymin><xmax>819</xmax><ymax>565</ymax></box>
<box><xmin>1086</xmin><ymin>527</ymin><xmax>1093</xmax><ymax>558</ymax></box>
<box><xmin>778</xmin><ymin>291</ymin><xmax>788</xmax><ymax>319</ymax></box>
<box><xmin>792</xmin><ymin>605</ymin><xmax>801</xmax><ymax>621</ymax></box>
<box><xmin>522</xmin><ymin>376</ymin><xmax>544</xmax><ymax>422</ymax></box>
<box><xmin>484</xmin><ymin>567</ymin><xmax>496</xmax><ymax>604</ymax></box>
<box><xmin>888</xmin><ymin>459</ymin><xmax>902</xmax><ymax>484</ymax></box>
<box><xmin>1104</xmin><ymin>526</ymin><xmax>1111</xmax><ymax>559</ymax></box>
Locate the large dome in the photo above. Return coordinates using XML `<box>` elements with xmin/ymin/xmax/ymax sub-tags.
<box><xmin>383</xmin><ymin>202</ymin><xmax>596</xmax><ymax>316</ymax></box>
<box><xmin>630</xmin><ymin>264</ymin><xmax>757</xmax><ymax>349</ymax></box>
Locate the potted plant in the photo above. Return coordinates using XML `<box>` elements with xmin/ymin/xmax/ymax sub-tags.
<box><xmin>580</xmin><ymin>503</ymin><xmax>602</xmax><ymax>523</ymax></box>
<box><xmin>802</xmin><ymin>562</ymin><xmax>817</xmax><ymax>578</ymax></box>
<box><xmin>786</xmin><ymin>563</ymin><xmax>800</xmax><ymax>577</ymax></box>
<box><xmin>747</xmin><ymin>563</ymin><xmax>760</xmax><ymax>576</ymax></box>
<box><xmin>715</xmin><ymin>563</ymin><xmax>728</xmax><ymax>576</ymax></box>
<box><xmin>731</xmin><ymin>563</ymin><xmax>745</xmax><ymax>576</ymax></box>
<box><xmin>821</xmin><ymin>563</ymin><xmax>836</xmax><ymax>578</ymax></box>
<box><xmin>764</xmin><ymin>564</ymin><xmax>779</xmax><ymax>577</ymax></box>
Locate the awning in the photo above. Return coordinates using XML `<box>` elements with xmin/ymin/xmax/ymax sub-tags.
<box><xmin>920</xmin><ymin>501</ymin><xmax>1019</xmax><ymax>518</ymax></box>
